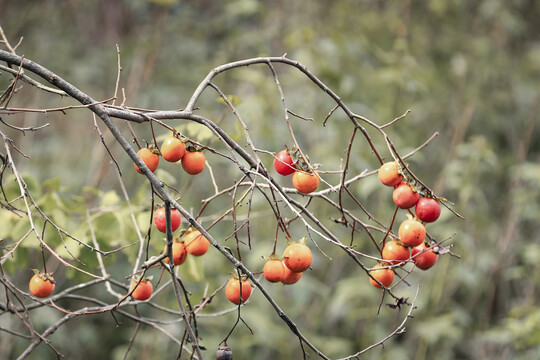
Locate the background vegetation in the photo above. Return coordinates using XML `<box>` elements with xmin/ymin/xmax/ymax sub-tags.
<box><xmin>0</xmin><ymin>0</ymin><xmax>539</xmax><ymax>359</ymax></box>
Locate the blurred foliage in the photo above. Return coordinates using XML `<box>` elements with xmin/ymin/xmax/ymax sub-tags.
<box><xmin>0</xmin><ymin>0</ymin><xmax>539</xmax><ymax>359</ymax></box>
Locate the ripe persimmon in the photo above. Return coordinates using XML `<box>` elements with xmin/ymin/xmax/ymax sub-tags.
<box><xmin>415</xmin><ymin>197</ymin><xmax>441</xmax><ymax>223</ymax></box>
<box><xmin>29</xmin><ymin>271</ymin><xmax>55</xmax><ymax>298</ymax></box>
<box><xmin>398</xmin><ymin>218</ymin><xmax>426</xmax><ymax>247</ymax></box>
<box><xmin>161</xmin><ymin>136</ymin><xmax>185</xmax><ymax>162</ymax></box>
<box><xmin>184</xmin><ymin>230</ymin><xmax>210</xmax><ymax>256</ymax></box>
<box><xmin>263</xmin><ymin>257</ymin><xmax>285</xmax><ymax>283</ymax></box>
<box><xmin>392</xmin><ymin>182</ymin><xmax>420</xmax><ymax>209</ymax></box>
<box><xmin>154</xmin><ymin>207</ymin><xmax>182</xmax><ymax>233</ymax></box>
<box><xmin>225</xmin><ymin>276</ymin><xmax>252</xmax><ymax>304</ymax></box>
<box><xmin>412</xmin><ymin>242</ymin><xmax>439</xmax><ymax>270</ymax></box>
<box><xmin>369</xmin><ymin>263</ymin><xmax>395</xmax><ymax>288</ymax></box>
<box><xmin>382</xmin><ymin>240</ymin><xmax>410</xmax><ymax>265</ymax></box>
<box><xmin>131</xmin><ymin>278</ymin><xmax>153</xmax><ymax>301</ymax></box>
<box><xmin>274</xmin><ymin>149</ymin><xmax>296</xmax><ymax>176</ymax></box>
<box><xmin>378</xmin><ymin>161</ymin><xmax>403</xmax><ymax>187</ymax></box>
<box><xmin>181</xmin><ymin>150</ymin><xmax>206</xmax><ymax>175</ymax></box>
<box><xmin>163</xmin><ymin>240</ymin><xmax>187</xmax><ymax>266</ymax></box>
<box><xmin>292</xmin><ymin>170</ymin><xmax>319</xmax><ymax>194</ymax></box>
<box><xmin>135</xmin><ymin>147</ymin><xmax>159</xmax><ymax>174</ymax></box>
<box><xmin>281</xmin><ymin>262</ymin><xmax>303</xmax><ymax>285</ymax></box>
<box><xmin>283</xmin><ymin>239</ymin><xmax>312</xmax><ymax>273</ymax></box>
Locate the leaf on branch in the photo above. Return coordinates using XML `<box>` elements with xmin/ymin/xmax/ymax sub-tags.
<box><xmin>217</xmin><ymin>94</ymin><xmax>242</xmax><ymax>107</ymax></box>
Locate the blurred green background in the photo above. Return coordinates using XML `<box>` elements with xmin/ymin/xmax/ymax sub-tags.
<box><xmin>0</xmin><ymin>0</ymin><xmax>539</xmax><ymax>359</ymax></box>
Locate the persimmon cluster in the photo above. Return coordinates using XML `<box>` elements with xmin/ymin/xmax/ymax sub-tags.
<box><xmin>135</xmin><ymin>135</ymin><xmax>206</xmax><ymax>176</ymax></box>
<box><xmin>273</xmin><ymin>148</ymin><xmax>320</xmax><ymax>194</ymax></box>
<box><xmin>132</xmin><ymin>146</ymin><xmax>317</xmax><ymax>305</ymax></box>
<box><xmin>369</xmin><ymin>161</ymin><xmax>441</xmax><ymax>289</ymax></box>
<box><xmin>130</xmin><ymin>219</ymin><xmax>211</xmax><ymax>301</ymax></box>
<box><xmin>224</xmin><ymin>237</ymin><xmax>313</xmax><ymax>305</ymax></box>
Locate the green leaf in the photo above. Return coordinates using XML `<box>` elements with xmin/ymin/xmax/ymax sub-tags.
<box><xmin>217</xmin><ymin>94</ymin><xmax>243</xmax><ymax>107</ymax></box>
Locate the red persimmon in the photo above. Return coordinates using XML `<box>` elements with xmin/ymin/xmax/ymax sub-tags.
<box><xmin>415</xmin><ymin>197</ymin><xmax>441</xmax><ymax>223</ymax></box>
<box><xmin>273</xmin><ymin>149</ymin><xmax>296</xmax><ymax>176</ymax></box>
<box><xmin>154</xmin><ymin>207</ymin><xmax>182</xmax><ymax>233</ymax></box>
<box><xmin>412</xmin><ymin>242</ymin><xmax>439</xmax><ymax>270</ymax></box>
<box><xmin>393</xmin><ymin>182</ymin><xmax>420</xmax><ymax>209</ymax></box>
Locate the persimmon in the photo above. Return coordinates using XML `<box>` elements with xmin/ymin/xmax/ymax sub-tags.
<box><xmin>135</xmin><ymin>147</ymin><xmax>159</xmax><ymax>174</ymax></box>
<box><xmin>381</xmin><ymin>240</ymin><xmax>410</xmax><ymax>265</ymax></box>
<box><xmin>378</xmin><ymin>161</ymin><xmax>403</xmax><ymax>187</ymax></box>
<box><xmin>29</xmin><ymin>271</ymin><xmax>55</xmax><ymax>298</ymax></box>
<box><xmin>415</xmin><ymin>197</ymin><xmax>441</xmax><ymax>223</ymax></box>
<box><xmin>131</xmin><ymin>278</ymin><xmax>153</xmax><ymax>301</ymax></box>
<box><xmin>369</xmin><ymin>263</ymin><xmax>395</xmax><ymax>288</ymax></box>
<box><xmin>412</xmin><ymin>242</ymin><xmax>439</xmax><ymax>270</ymax></box>
<box><xmin>163</xmin><ymin>240</ymin><xmax>187</xmax><ymax>266</ymax></box>
<box><xmin>283</xmin><ymin>238</ymin><xmax>312</xmax><ymax>273</ymax></box>
<box><xmin>183</xmin><ymin>230</ymin><xmax>210</xmax><ymax>256</ymax></box>
<box><xmin>273</xmin><ymin>149</ymin><xmax>296</xmax><ymax>176</ymax></box>
<box><xmin>392</xmin><ymin>182</ymin><xmax>420</xmax><ymax>209</ymax></box>
<box><xmin>281</xmin><ymin>262</ymin><xmax>303</xmax><ymax>285</ymax></box>
<box><xmin>154</xmin><ymin>207</ymin><xmax>182</xmax><ymax>233</ymax></box>
<box><xmin>225</xmin><ymin>276</ymin><xmax>252</xmax><ymax>304</ymax></box>
<box><xmin>161</xmin><ymin>136</ymin><xmax>185</xmax><ymax>162</ymax></box>
<box><xmin>263</xmin><ymin>256</ymin><xmax>285</xmax><ymax>283</ymax></box>
<box><xmin>398</xmin><ymin>218</ymin><xmax>426</xmax><ymax>247</ymax></box>
<box><xmin>181</xmin><ymin>149</ymin><xmax>206</xmax><ymax>175</ymax></box>
<box><xmin>292</xmin><ymin>170</ymin><xmax>319</xmax><ymax>194</ymax></box>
